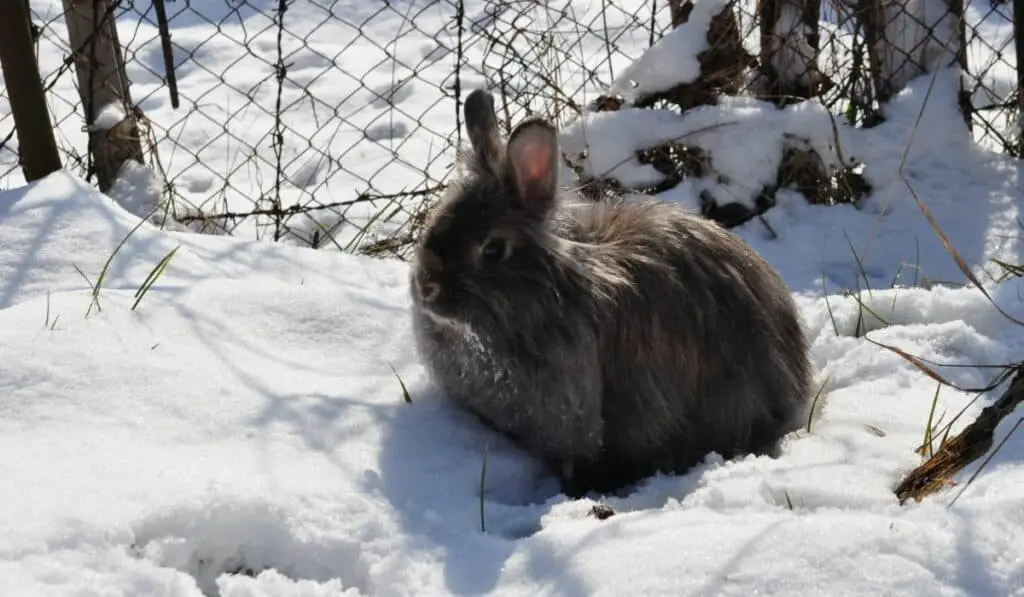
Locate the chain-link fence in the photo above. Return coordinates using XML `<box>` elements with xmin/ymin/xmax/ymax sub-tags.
<box><xmin>0</xmin><ymin>0</ymin><xmax>1019</xmax><ymax>256</ymax></box>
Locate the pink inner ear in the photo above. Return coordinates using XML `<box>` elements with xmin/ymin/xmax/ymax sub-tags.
<box><xmin>508</xmin><ymin>128</ymin><xmax>555</xmax><ymax>209</ymax></box>
<box><xmin>519</xmin><ymin>143</ymin><xmax>550</xmax><ymax>181</ymax></box>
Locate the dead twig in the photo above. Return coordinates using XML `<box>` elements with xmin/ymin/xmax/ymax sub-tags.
<box><xmin>895</xmin><ymin>365</ymin><xmax>1024</xmax><ymax>505</ymax></box>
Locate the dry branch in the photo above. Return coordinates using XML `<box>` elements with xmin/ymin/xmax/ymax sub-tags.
<box><xmin>895</xmin><ymin>365</ymin><xmax>1024</xmax><ymax>504</ymax></box>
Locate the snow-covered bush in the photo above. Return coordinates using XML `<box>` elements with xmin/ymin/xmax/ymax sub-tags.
<box><xmin>552</xmin><ymin>0</ymin><xmax>969</xmax><ymax>229</ymax></box>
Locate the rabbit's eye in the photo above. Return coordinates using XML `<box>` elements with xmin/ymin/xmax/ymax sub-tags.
<box><xmin>480</xmin><ymin>238</ymin><xmax>510</xmax><ymax>264</ymax></box>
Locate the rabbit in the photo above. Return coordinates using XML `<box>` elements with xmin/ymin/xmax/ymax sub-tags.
<box><xmin>409</xmin><ymin>88</ymin><xmax>814</xmax><ymax>498</ymax></box>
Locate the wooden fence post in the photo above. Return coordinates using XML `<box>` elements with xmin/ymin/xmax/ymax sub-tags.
<box><xmin>856</xmin><ymin>0</ymin><xmax>971</xmax><ymax>125</ymax></box>
<box><xmin>757</xmin><ymin>0</ymin><xmax>824</xmax><ymax>106</ymax></box>
<box><xmin>61</xmin><ymin>0</ymin><xmax>144</xmax><ymax>192</ymax></box>
<box><xmin>0</xmin><ymin>0</ymin><xmax>63</xmax><ymax>182</ymax></box>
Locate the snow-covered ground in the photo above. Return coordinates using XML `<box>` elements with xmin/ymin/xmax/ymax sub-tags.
<box><xmin>2</xmin><ymin>0</ymin><xmax>1024</xmax><ymax>596</ymax></box>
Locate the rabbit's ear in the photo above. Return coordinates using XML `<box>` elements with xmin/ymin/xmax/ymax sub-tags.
<box><xmin>464</xmin><ymin>88</ymin><xmax>503</xmax><ymax>173</ymax></box>
<box><xmin>506</xmin><ymin>118</ymin><xmax>559</xmax><ymax>213</ymax></box>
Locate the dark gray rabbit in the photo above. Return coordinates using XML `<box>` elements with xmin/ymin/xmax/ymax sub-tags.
<box><xmin>410</xmin><ymin>88</ymin><xmax>813</xmax><ymax>498</ymax></box>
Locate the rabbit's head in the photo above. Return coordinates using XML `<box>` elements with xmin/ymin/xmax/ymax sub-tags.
<box><xmin>411</xmin><ymin>89</ymin><xmax>570</xmax><ymax>330</ymax></box>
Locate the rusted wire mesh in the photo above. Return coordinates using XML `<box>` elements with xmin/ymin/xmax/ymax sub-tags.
<box><xmin>0</xmin><ymin>0</ymin><xmax>1018</xmax><ymax>254</ymax></box>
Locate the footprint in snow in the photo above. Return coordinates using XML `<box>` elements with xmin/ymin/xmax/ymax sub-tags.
<box><xmin>365</xmin><ymin>121</ymin><xmax>410</xmax><ymax>142</ymax></box>
<box><xmin>287</xmin><ymin>154</ymin><xmax>329</xmax><ymax>189</ymax></box>
<box><xmin>186</xmin><ymin>175</ymin><xmax>214</xmax><ymax>194</ymax></box>
<box><xmin>369</xmin><ymin>78</ymin><xmax>415</xmax><ymax>108</ymax></box>
<box><xmin>128</xmin><ymin>499</ymin><xmax>369</xmax><ymax>597</ymax></box>
<box><xmin>419</xmin><ymin>42</ymin><xmax>450</xmax><ymax>66</ymax></box>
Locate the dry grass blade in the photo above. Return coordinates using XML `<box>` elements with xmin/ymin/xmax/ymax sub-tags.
<box><xmin>821</xmin><ymin>275</ymin><xmax>839</xmax><ymax>336</ymax></box>
<box><xmin>867</xmin><ymin>339</ymin><xmax>1019</xmax><ymax>452</ymax></box>
<box><xmin>895</xmin><ymin>366</ymin><xmax>1024</xmax><ymax>505</ymax></box>
<box><xmin>842</xmin><ymin>229</ymin><xmax>873</xmax><ymax>298</ymax></box>
<box><xmin>864</xmin><ymin>336</ymin><xmax>955</xmax><ymax>387</ymax></box>
<box><xmin>920</xmin><ymin>382</ymin><xmax>943</xmax><ymax>458</ymax></box>
<box><xmin>479</xmin><ymin>442</ymin><xmax>490</xmax><ymax>533</ymax></box>
<box><xmin>990</xmin><ymin>258</ymin><xmax>1024</xmax><ymax>282</ymax></box>
<box><xmin>846</xmin><ymin>290</ymin><xmax>890</xmax><ymax>329</ymax></box>
<box><xmin>74</xmin><ymin>205</ymin><xmax>164</xmax><ymax>317</ymax></box>
<box><xmin>904</xmin><ymin>179</ymin><xmax>1024</xmax><ymax>326</ymax></box>
<box><xmin>96</xmin><ymin>214</ymin><xmax>152</xmax><ymax>302</ymax></box>
<box><xmin>388</xmin><ymin>362</ymin><xmax>412</xmax><ymax>404</ymax></box>
<box><xmin>131</xmin><ymin>245</ymin><xmax>180</xmax><ymax>311</ymax></box>
<box><xmin>806</xmin><ymin>374</ymin><xmax>830</xmax><ymax>432</ymax></box>
<box><xmin>72</xmin><ymin>263</ymin><xmax>102</xmax><ymax>316</ymax></box>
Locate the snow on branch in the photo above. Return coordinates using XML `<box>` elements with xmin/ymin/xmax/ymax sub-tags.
<box><xmin>606</xmin><ymin>0</ymin><xmax>729</xmax><ymax>102</ymax></box>
<box><xmin>561</xmin><ymin>98</ymin><xmax>847</xmax><ymax>214</ymax></box>
<box><xmin>560</xmin><ymin>0</ymin><xmax>872</xmax><ymax>228</ymax></box>
<box><xmin>592</xmin><ymin>0</ymin><xmax>753</xmax><ymax>113</ymax></box>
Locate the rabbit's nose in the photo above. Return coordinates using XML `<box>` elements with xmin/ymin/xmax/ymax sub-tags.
<box><xmin>420</xmin><ymin>280</ymin><xmax>441</xmax><ymax>303</ymax></box>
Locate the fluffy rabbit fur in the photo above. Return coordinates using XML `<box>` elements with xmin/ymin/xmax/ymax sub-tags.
<box><xmin>410</xmin><ymin>88</ymin><xmax>813</xmax><ymax>497</ymax></box>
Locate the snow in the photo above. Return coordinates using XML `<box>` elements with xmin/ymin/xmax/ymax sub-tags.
<box><xmin>2</xmin><ymin>0</ymin><xmax>1024</xmax><ymax>595</ymax></box>
<box><xmin>605</xmin><ymin>0</ymin><xmax>729</xmax><ymax>101</ymax></box>
<box><xmin>1</xmin><ymin>163</ymin><xmax>1023</xmax><ymax>595</ymax></box>
<box><xmin>92</xmin><ymin>102</ymin><xmax>127</xmax><ymax>131</ymax></box>
<box><xmin>2</xmin><ymin>0</ymin><xmax>473</xmax><ymax>246</ymax></box>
